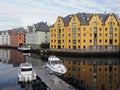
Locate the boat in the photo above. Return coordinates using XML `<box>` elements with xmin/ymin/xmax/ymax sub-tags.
<box><xmin>44</xmin><ymin>56</ymin><xmax>67</xmax><ymax>75</ymax></box>
<box><xmin>18</xmin><ymin>63</ymin><xmax>37</xmax><ymax>84</ymax></box>
<box><xmin>18</xmin><ymin>46</ymin><xmax>31</xmax><ymax>53</ymax></box>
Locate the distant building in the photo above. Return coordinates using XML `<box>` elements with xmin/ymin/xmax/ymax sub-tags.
<box><xmin>0</xmin><ymin>30</ymin><xmax>11</xmax><ymax>46</ymax></box>
<box><xmin>26</xmin><ymin>22</ymin><xmax>50</xmax><ymax>49</ymax></box>
<box><xmin>10</xmin><ymin>27</ymin><xmax>26</xmax><ymax>47</ymax></box>
<box><xmin>0</xmin><ymin>31</ymin><xmax>2</xmax><ymax>45</ymax></box>
<box><xmin>50</xmin><ymin>13</ymin><xmax>120</xmax><ymax>51</ymax></box>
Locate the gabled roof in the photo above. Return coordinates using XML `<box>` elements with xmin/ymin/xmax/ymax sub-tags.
<box><xmin>61</xmin><ymin>14</ymin><xmax>73</xmax><ymax>26</ymax></box>
<box><xmin>12</xmin><ymin>27</ymin><xmax>26</xmax><ymax>34</ymax></box>
<box><xmin>76</xmin><ymin>13</ymin><xmax>93</xmax><ymax>25</ymax></box>
<box><xmin>34</xmin><ymin>22</ymin><xmax>49</xmax><ymax>32</ymax></box>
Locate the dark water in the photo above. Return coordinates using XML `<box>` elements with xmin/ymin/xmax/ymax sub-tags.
<box><xmin>0</xmin><ymin>49</ymin><xmax>120</xmax><ymax>90</ymax></box>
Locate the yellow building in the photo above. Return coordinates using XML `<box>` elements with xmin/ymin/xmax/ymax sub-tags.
<box><xmin>50</xmin><ymin>13</ymin><xmax>119</xmax><ymax>50</ymax></box>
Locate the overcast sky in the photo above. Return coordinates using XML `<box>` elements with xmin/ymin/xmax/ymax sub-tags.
<box><xmin>0</xmin><ymin>0</ymin><xmax>120</xmax><ymax>31</ymax></box>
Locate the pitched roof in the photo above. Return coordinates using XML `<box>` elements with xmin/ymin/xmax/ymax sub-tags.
<box><xmin>34</xmin><ymin>22</ymin><xmax>49</xmax><ymax>32</ymax></box>
<box><xmin>76</xmin><ymin>13</ymin><xmax>93</xmax><ymax>25</ymax></box>
<box><xmin>61</xmin><ymin>14</ymin><xmax>73</xmax><ymax>26</ymax></box>
<box><xmin>12</xmin><ymin>27</ymin><xmax>26</xmax><ymax>34</ymax></box>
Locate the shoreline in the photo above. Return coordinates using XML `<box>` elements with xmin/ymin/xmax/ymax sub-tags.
<box><xmin>0</xmin><ymin>46</ymin><xmax>119</xmax><ymax>58</ymax></box>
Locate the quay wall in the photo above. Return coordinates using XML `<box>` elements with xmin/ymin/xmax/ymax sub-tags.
<box><xmin>0</xmin><ymin>45</ymin><xmax>119</xmax><ymax>58</ymax></box>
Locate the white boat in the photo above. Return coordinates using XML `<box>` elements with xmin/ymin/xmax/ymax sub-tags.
<box><xmin>18</xmin><ymin>46</ymin><xmax>31</xmax><ymax>53</ymax></box>
<box><xmin>18</xmin><ymin>63</ymin><xmax>37</xmax><ymax>84</ymax></box>
<box><xmin>44</xmin><ymin>56</ymin><xmax>67</xmax><ymax>75</ymax></box>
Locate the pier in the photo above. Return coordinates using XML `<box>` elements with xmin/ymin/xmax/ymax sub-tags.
<box><xmin>34</xmin><ymin>66</ymin><xmax>75</xmax><ymax>90</ymax></box>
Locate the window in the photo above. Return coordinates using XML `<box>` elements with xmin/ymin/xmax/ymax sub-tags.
<box><xmin>58</xmin><ymin>29</ymin><xmax>61</xmax><ymax>33</ymax></box>
<box><xmin>83</xmin><ymin>46</ymin><xmax>86</xmax><ymax>49</ymax></box>
<box><xmin>115</xmin><ymin>28</ymin><xmax>117</xmax><ymax>31</ymax></box>
<box><xmin>83</xmin><ymin>33</ymin><xmax>86</xmax><ymax>37</ymax></box>
<box><xmin>72</xmin><ymin>33</ymin><xmax>76</xmax><ymax>38</ymax></box>
<box><xmin>115</xmin><ymin>33</ymin><xmax>117</xmax><ymax>37</ymax></box>
<box><xmin>73</xmin><ymin>40</ymin><xmax>76</xmax><ymax>44</ymax></box>
<box><xmin>110</xmin><ymin>34</ymin><xmax>113</xmax><ymax>39</ymax></box>
<box><xmin>110</xmin><ymin>28</ymin><xmax>113</xmax><ymax>33</ymax></box>
<box><xmin>72</xmin><ymin>28</ymin><xmax>76</xmax><ymax>32</ymax></box>
<box><xmin>105</xmin><ymin>28</ymin><xmax>107</xmax><ymax>31</ymax></box>
<box><xmin>94</xmin><ymin>22</ymin><xmax>97</xmax><ymax>27</ymax></box>
<box><xmin>58</xmin><ymin>24</ymin><xmax>61</xmax><ymax>29</ymax></box>
<box><xmin>99</xmin><ymin>39</ymin><xmax>101</xmax><ymax>43</ymax></box>
<box><xmin>94</xmin><ymin>27</ymin><xmax>97</xmax><ymax>33</ymax></box>
<box><xmin>69</xmin><ymin>40</ymin><xmax>71</xmax><ymax>43</ymax></box>
<box><xmin>83</xmin><ymin>27</ymin><xmax>86</xmax><ymax>31</ymax></box>
<box><xmin>69</xmin><ymin>34</ymin><xmax>71</xmax><ymax>37</ymax></box>
<box><xmin>68</xmin><ymin>28</ymin><xmax>71</xmax><ymax>31</ymax></box>
<box><xmin>115</xmin><ymin>39</ymin><xmax>117</xmax><ymax>43</ymax></box>
<box><xmin>78</xmin><ymin>46</ymin><xmax>80</xmax><ymax>48</ymax></box>
<box><xmin>78</xmin><ymin>33</ymin><xmax>80</xmax><ymax>37</ymax></box>
<box><xmin>62</xmin><ymin>29</ymin><xmax>64</xmax><ymax>32</ymax></box>
<box><xmin>105</xmin><ymin>39</ymin><xmax>107</xmax><ymax>43</ymax></box>
<box><xmin>90</xmin><ymin>33</ymin><xmax>92</xmax><ymax>37</ymax></box>
<box><xmin>83</xmin><ymin>40</ymin><xmax>86</xmax><ymax>43</ymax></box>
<box><xmin>78</xmin><ymin>28</ymin><xmax>80</xmax><ymax>31</ymax></box>
<box><xmin>99</xmin><ymin>28</ymin><xmax>102</xmax><ymax>31</ymax></box>
<box><xmin>58</xmin><ymin>34</ymin><xmax>61</xmax><ymax>38</ymax></box>
<box><xmin>90</xmin><ymin>40</ymin><xmax>92</xmax><ymax>43</ymax></box>
<box><xmin>58</xmin><ymin>40</ymin><xmax>61</xmax><ymax>44</ymax></box>
<box><xmin>78</xmin><ymin>40</ymin><xmax>80</xmax><ymax>43</ymax></box>
<box><xmin>99</xmin><ymin>33</ymin><xmax>102</xmax><ymax>37</ymax></box>
<box><xmin>110</xmin><ymin>40</ymin><xmax>113</xmax><ymax>44</ymax></box>
<box><xmin>72</xmin><ymin>23</ymin><xmax>76</xmax><ymax>27</ymax></box>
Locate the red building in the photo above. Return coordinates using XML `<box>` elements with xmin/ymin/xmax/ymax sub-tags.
<box><xmin>10</xmin><ymin>27</ymin><xmax>26</xmax><ymax>47</ymax></box>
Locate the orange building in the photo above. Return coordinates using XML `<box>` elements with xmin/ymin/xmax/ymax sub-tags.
<box><xmin>10</xmin><ymin>27</ymin><xmax>26</xmax><ymax>47</ymax></box>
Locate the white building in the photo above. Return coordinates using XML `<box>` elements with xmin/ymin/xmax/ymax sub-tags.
<box><xmin>0</xmin><ymin>32</ymin><xmax>2</xmax><ymax>45</ymax></box>
<box><xmin>26</xmin><ymin>22</ymin><xmax>50</xmax><ymax>49</ymax></box>
<box><xmin>1</xmin><ymin>31</ymin><xmax>11</xmax><ymax>46</ymax></box>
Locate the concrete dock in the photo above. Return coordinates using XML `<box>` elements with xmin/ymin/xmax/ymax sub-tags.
<box><xmin>34</xmin><ymin>66</ymin><xmax>75</xmax><ymax>90</ymax></box>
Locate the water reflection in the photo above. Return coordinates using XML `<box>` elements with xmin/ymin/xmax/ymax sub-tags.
<box><xmin>0</xmin><ymin>49</ymin><xmax>119</xmax><ymax>90</ymax></box>
<box><xmin>61</xmin><ymin>57</ymin><xmax>120</xmax><ymax>90</ymax></box>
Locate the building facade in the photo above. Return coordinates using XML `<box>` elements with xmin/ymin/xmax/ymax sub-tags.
<box><xmin>26</xmin><ymin>22</ymin><xmax>50</xmax><ymax>49</ymax></box>
<box><xmin>0</xmin><ymin>31</ymin><xmax>11</xmax><ymax>46</ymax></box>
<box><xmin>10</xmin><ymin>27</ymin><xmax>26</xmax><ymax>47</ymax></box>
<box><xmin>0</xmin><ymin>32</ymin><xmax>2</xmax><ymax>45</ymax></box>
<box><xmin>50</xmin><ymin>13</ymin><xmax>120</xmax><ymax>51</ymax></box>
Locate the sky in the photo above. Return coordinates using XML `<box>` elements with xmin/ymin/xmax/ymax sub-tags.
<box><xmin>0</xmin><ymin>0</ymin><xmax>120</xmax><ymax>31</ymax></box>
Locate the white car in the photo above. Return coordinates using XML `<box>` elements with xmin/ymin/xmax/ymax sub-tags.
<box><xmin>18</xmin><ymin>63</ymin><xmax>37</xmax><ymax>84</ymax></box>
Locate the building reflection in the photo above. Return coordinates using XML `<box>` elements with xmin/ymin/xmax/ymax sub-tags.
<box><xmin>0</xmin><ymin>49</ymin><xmax>10</xmax><ymax>63</ymax></box>
<box><xmin>62</xmin><ymin>57</ymin><xmax>120</xmax><ymax>90</ymax></box>
<box><xmin>25</xmin><ymin>53</ymin><xmax>45</xmax><ymax>67</ymax></box>
<box><xmin>9</xmin><ymin>50</ymin><xmax>25</xmax><ymax>67</ymax></box>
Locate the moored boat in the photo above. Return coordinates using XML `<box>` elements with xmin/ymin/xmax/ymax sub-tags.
<box><xmin>18</xmin><ymin>63</ymin><xmax>37</xmax><ymax>84</ymax></box>
<box><xmin>44</xmin><ymin>55</ymin><xmax>67</xmax><ymax>75</ymax></box>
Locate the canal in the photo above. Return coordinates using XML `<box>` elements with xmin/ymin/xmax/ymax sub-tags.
<box><xmin>0</xmin><ymin>49</ymin><xmax>120</xmax><ymax>90</ymax></box>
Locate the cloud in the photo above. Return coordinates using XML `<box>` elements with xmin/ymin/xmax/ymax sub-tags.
<box><xmin>0</xmin><ymin>0</ymin><xmax>120</xmax><ymax>30</ymax></box>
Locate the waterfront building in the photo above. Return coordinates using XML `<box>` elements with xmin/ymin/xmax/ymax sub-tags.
<box><xmin>26</xmin><ymin>22</ymin><xmax>50</xmax><ymax>49</ymax></box>
<box><xmin>50</xmin><ymin>13</ymin><xmax>120</xmax><ymax>51</ymax></box>
<box><xmin>10</xmin><ymin>27</ymin><xmax>26</xmax><ymax>47</ymax></box>
<box><xmin>0</xmin><ymin>31</ymin><xmax>2</xmax><ymax>45</ymax></box>
<box><xmin>0</xmin><ymin>30</ymin><xmax>11</xmax><ymax>46</ymax></box>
